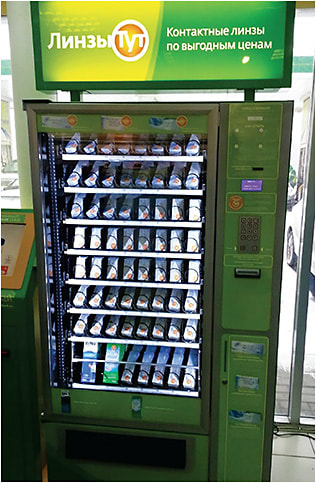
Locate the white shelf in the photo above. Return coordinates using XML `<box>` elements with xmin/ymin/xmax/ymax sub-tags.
<box><xmin>72</xmin><ymin>382</ymin><xmax>199</xmax><ymax>398</ymax></box>
<box><xmin>64</xmin><ymin>219</ymin><xmax>203</xmax><ymax>228</ymax></box>
<box><xmin>64</xmin><ymin>187</ymin><xmax>203</xmax><ymax>196</ymax></box>
<box><xmin>62</xmin><ymin>154</ymin><xmax>204</xmax><ymax>163</ymax></box>
<box><xmin>65</xmin><ymin>249</ymin><xmax>202</xmax><ymax>260</ymax></box>
<box><xmin>66</xmin><ymin>279</ymin><xmax>201</xmax><ymax>290</ymax></box>
<box><xmin>72</xmin><ymin>359</ymin><xmax>199</xmax><ymax>370</ymax></box>
<box><xmin>72</xmin><ymin>358</ymin><xmax>106</xmax><ymax>363</ymax></box>
<box><xmin>69</xmin><ymin>336</ymin><xmax>199</xmax><ymax>348</ymax></box>
<box><xmin>68</xmin><ymin>308</ymin><xmax>200</xmax><ymax>320</ymax></box>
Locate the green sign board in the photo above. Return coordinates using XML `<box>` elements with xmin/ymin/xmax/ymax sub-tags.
<box><xmin>31</xmin><ymin>1</ymin><xmax>295</xmax><ymax>91</ymax></box>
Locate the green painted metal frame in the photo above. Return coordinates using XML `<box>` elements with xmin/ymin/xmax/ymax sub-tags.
<box><xmin>44</xmin><ymin>422</ymin><xmax>210</xmax><ymax>481</ymax></box>
<box><xmin>1</xmin><ymin>209</ymin><xmax>42</xmax><ymax>482</ymax></box>
<box><xmin>24</xmin><ymin>101</ymin><xmax>219</xmax><ymax>437</ymax></box>
<box><xmin>24</xmin><ymin>100</ymin><xmax>295</xmax><ymax>480</ymax></box>
<box><xmin>30</xmin><ymin>1</ymin><xmax>295</xmax><ymax>92</ymax></box>
<box><xmin>209</xmin><ymin>102</ymin><xmax>294</xmax><ymax>481</ymax></box>
<box><xmin>289</xmin><ymin>96</ymin><xmax>315</xmax><ymax>424</ymax></box>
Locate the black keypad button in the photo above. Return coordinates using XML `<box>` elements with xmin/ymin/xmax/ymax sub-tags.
<box><xmin>238</xmin><ymin>216</ymin><xmax>261</xmax><ymax>253</ymax></box>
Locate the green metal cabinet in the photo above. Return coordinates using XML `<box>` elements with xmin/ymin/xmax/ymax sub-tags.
<box><xmin>1</xmin><ymin>210</ymin><xmax>42</xmax><ymax>482</ymax></box>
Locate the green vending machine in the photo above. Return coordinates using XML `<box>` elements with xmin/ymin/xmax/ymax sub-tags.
<box><xmin>24</xmin><ymin>100</ymin><xmax>292</xmax><ymax>481</ymax></box>
<box><xmin>1</xmin><ymin>210</ymin><xmax>42</xmax><ymax>481</ymax></box>
<box><xmin>26</xmin><ymin>1</ymin><xmax>295</xmax><ymax>480</ymax></box>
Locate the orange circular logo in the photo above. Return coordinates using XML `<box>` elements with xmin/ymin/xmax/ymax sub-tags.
<box><xmin>112</xmin><ymin>20</ymin><xmax>149</xmax><ymax>62</ymax></box>
<box><xmin>121</xmin><ymin>115</ymin><xmax>132</xmax><ymax>127</ymax></box>
<box><xmin>67</xmin><ymin>115</ymin><xmax>78</xmax><ymax>127</ymax></box>
<box><xmin>176</xmin><ymin>116</ymin><xmax>188</xmax><ymax>128</ymax></box>
<box><xmin>228</xmin><ymin>195</ymin><xmax>244</xmax><ymax>211</ymax></box>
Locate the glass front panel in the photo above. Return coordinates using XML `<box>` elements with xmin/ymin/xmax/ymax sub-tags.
<box><xmin>38</xmin><ymin>116</ymin><xmax>209</xmax><ymax>398</ymax></box>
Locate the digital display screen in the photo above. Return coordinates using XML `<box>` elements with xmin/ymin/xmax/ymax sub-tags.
<box><xmin>241</xmin><ymin>179</ymin><xmax>263</xmax><ymax>192</ymax></box>
<box><xmin>1</xmin><ymin>223</ymin><xmax>26</xmax><ymax>276</ymax></box>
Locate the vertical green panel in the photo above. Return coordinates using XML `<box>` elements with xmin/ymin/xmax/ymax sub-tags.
<box><xmin>221</xmin><ymin>103</ymin><xmax>283</xmax><ymax>331</ymax></box>
<box><xmin>212</xmin><ymin>101</ymin><xmax>293</xmax><ymax>482</ymax></box>
<box><xmin>217</xmin><ymin>335</ymin><xmax>269</xmax><ymax>482</ymax></box>
<box><xmin>1</xmin><ymin>255</ymin><xmax>41</xmax><ymax>481</ymax></box>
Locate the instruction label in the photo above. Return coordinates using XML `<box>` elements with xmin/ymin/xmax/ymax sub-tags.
<box><xmin>236</xmin><ymin>375</ymin><xmax>259</xmax><ymax>391</ymax></box>
<box><xmin>231</xmin><ymin>340</ymin><xmax>264</xmax><ymax>356</ymax></box>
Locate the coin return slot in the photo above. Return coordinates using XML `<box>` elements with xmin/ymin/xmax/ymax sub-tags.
<box><xmin>234</xmin><ymin>268</ymin><xmax>261</xmax><ymax>278</ymax></box>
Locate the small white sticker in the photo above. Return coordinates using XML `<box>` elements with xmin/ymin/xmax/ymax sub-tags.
<box><xmin>101</xmin><ymin>116</ymin><xmax>124</xmax><ymax>131</ymax></box>
<box><xmin>42</xmin><ymin>116</ymin><xmax>73</xmax><ymax>129</ymax></box>
<box><xmin>236</xmin><ymin>375</ymin><xmax>259</xmax><ymax>391</ymax></box>
<box><xmin>231</xmin><ymin>341</ymin><xmax>264</xmax><ymax>356</ymax></box>
<box><xmin>149</xmin><ymin>117</ymin><xmax>179</xmax><ymax>131</ymax></box>
<box><xmin>229</xmin><ymin>410</ymin><xmax>262</xmax><ymax>424</ymax></box>
<box><xmin>247</xmin><ymin>116</ymin><xmax>263</xmax><ymax>121</ymax></box>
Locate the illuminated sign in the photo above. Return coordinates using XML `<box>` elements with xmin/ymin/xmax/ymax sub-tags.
<box><xmin>31</xmin><ymin>1</ymin><xmax>295</xmax><ymax>91</ymax></box>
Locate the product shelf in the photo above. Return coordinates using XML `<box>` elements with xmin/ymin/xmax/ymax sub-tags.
<box><xmin>64</xmin><ymin>187</ymin><xmax>203</xmax><ymax>196</ymax></box>
<box><xmin>71</xmin><ymin>383</ymin><xmax>199</xmax><ymax>398</ymax></box>
<box><xmin>64</xmin><ymin>219</ymin><xmax>203</xmax><ymax>228</ymax></box>
<box><xmin>69</xmin><ymin>335</ymin><xmax>200</xmax><ymax>349</ymax></box>
<box><xmin>62</xmin><ymin>154</ymin><xmax>204</xmax><ymax>163</ymax></box>
<box><xmin>72</xmin><ymin>359</ymin><xmax>198</xmax><ymax>369</ymax></box>
<box><xmin>65</xmin><ymin>249</ymin><xmax>202</xmax><ymax>260</ymax></box>
<box><xmin>66</xmin><ymin>279</ymin><xmax>201</xmax><ymax>290</ymax></box>
<box><xmin>68</xmin><ymin>307</ymin><xmax>200</xmax><ymax>320</ymax></box>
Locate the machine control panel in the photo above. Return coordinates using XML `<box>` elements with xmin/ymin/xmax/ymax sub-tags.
<box><xmin>238</xmin><ymin>216</ymin><xmax>261</xmax><ymax>253</ymax></box>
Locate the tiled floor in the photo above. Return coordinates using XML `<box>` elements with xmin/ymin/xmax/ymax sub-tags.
<box><xmin>271</xmin><ymin>434</ymin><xmax>315</xmax><ymax>482</ymax></box>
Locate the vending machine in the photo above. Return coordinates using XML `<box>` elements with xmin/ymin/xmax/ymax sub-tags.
<box><xmin>25</xmin><ymin>101</ymin><xmax>292</xmax><ymax>481</ymax></box>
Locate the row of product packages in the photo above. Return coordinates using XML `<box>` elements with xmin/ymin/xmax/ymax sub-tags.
<box><xmin>67</xmin><ymin>226</ymin><xmax>201</xmax><ymax>253</ymax></box>
<box><xmin>64</xmin><ymin>133</ymin><xmax>202</xmax><ymax>157</ymax></box>
<box><xmin>76</xmin><ymin>342</ymin><xmax>199</xmax><ymax>390</ymax></box>
<box><xmin>72</xmin><ymin>313</ymin><xmax>198</xmax><ymax>343</ymax></box>
<box><xmin>69</xmin><ymin>195</ymin><xmax>202</xmax><ymax>222</ymax></box>
<box><xmin>71</xmin><ymin>286</ymin><xmax>199</xmax><ymax>313</ymax></box>
<box><xmin>70</xmin><ymin>256</ymin><xmax>202</xmax><ymax>284</ymax></box>
<box><xmin>66</xmin><ymin>160</ymin><xmax>202</xmax><ymax>190</ymax></box>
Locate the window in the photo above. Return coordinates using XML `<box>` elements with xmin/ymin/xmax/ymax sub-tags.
<box><xmin>1</xmin><ymin>15</ymin><xmax>20</xmax><ymax>208</ymax></box>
